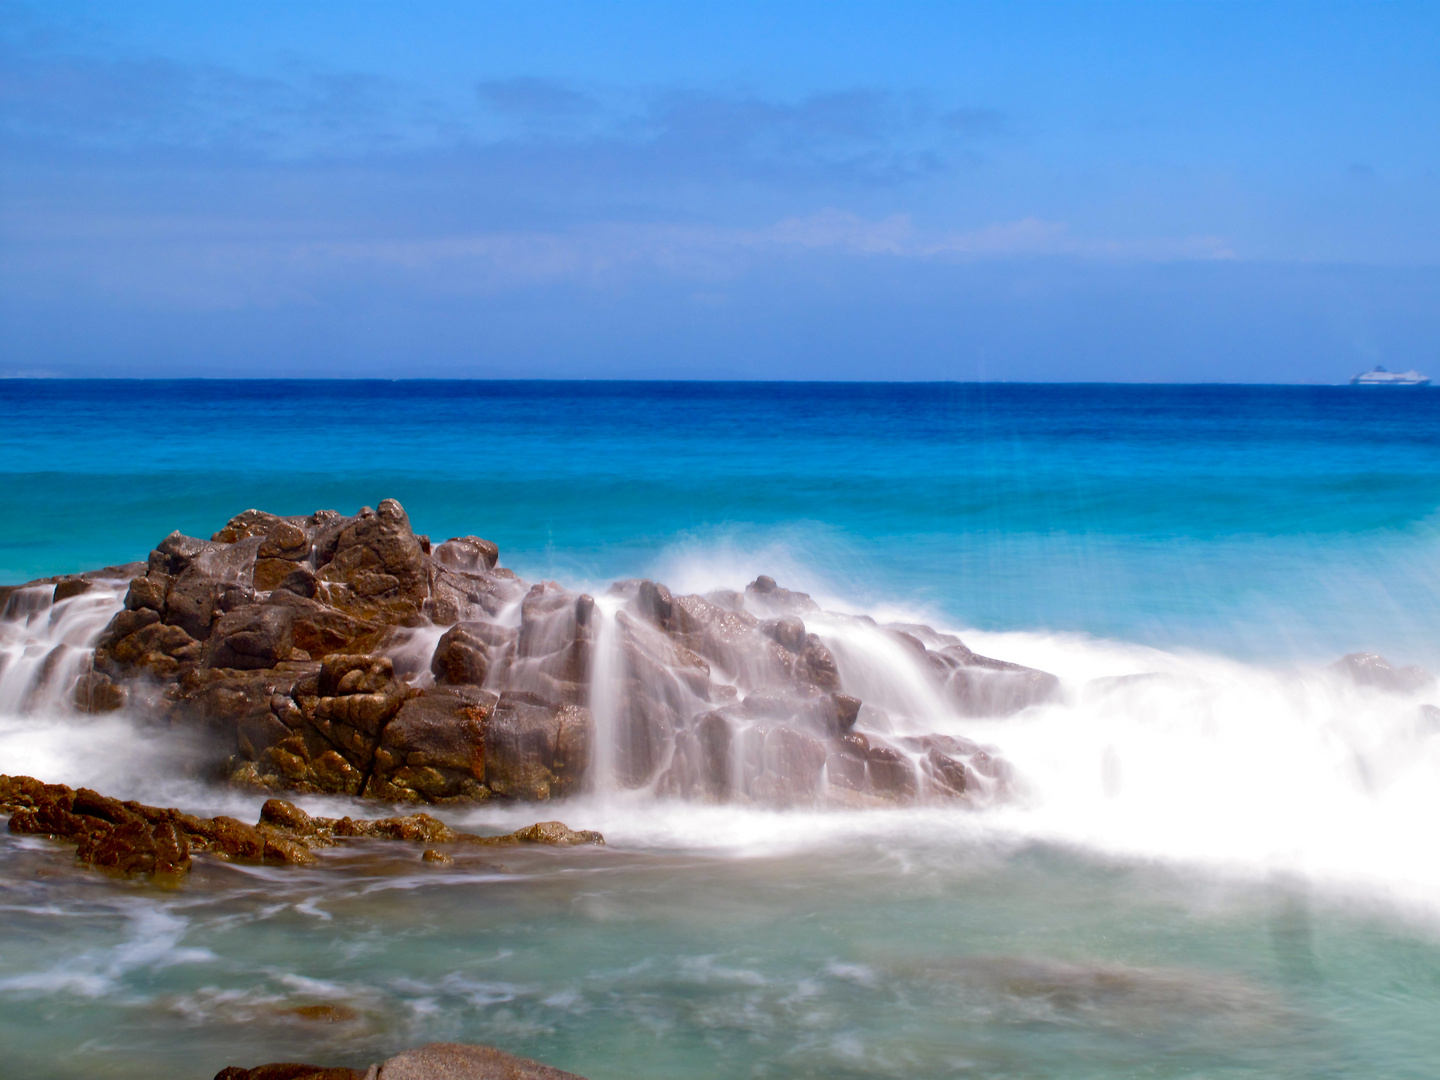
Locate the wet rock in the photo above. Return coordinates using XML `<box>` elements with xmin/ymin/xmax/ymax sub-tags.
<box><xmin>259</xmin><ymin>798</ymin><xmax>313</xmax><ymax>832</ymax></box>
<box><xmin>208</xmin><ymin>816</ymin><xmax>269</xmax><ymax>860</ymax></box>
<box><xmin>124</xmin><ymin>574</ymin><xmax>169</xmax><ymax>613</ymax></box>
<box><xmin>207</xmin><ymin>604</ymin><xmax>294</xmax><ymax>670</ymax></box>
<box><xmin>49</xmin><ymin>500</ymin><xmax>1041</xmax><ymax>809</ymax></box>
<box><xmin>865</xmin><ymin>744</ymin><xmax>918</xmax><ymax>797</ymax></box>
<box><xmin>317</xmin><ymin>500</ymin><xmax>429</xmax><ymax>621</ymax></box>
<box><xmin>166</xmin><ymin>571</ymin><xmax>223</xmax><ymax>641</ymax></box>
<box><xmin>212</xmin><ymin>509</ymin><xmax>294</xmax><ymax>545</ymax></box>
<box><xmin>214</xmin><ymin>1043</ymin><xmax>588</xmax><ymax>1080</ymax></box>
<box><xmin>275</xmin><ymin>565</ymin><xmax>319</xmax><ymax>598</ymax></box>
<box><xmin>5</xmin><ymin>781</ymin><xmax>193</xmax><ymax>878</ymax></box>
<box><xmin>215</xmin><ymin>1066</ymin><xmax>367</xmax><ymax>1080</ymax></box>
<box><xmin>825</xmin><ymin>737</ymin><xmax>868</xmax><ymax>792</ymax></box>
<box><xmin>635</xmin><ymin>579</ymin><xmax>675</xmax><ymax>629</ymax></box>
<box><xmin>929</xmin><ymin>644</ymin><xmax>1061</xmax><ymax>717</ymax></box>
<box><xmin>73</xmin><ymin>670</ymin><xmax>127</xmax><ymax>712</ymax></box>
<box><xmin>427</xmin><ymin>561</ymin><xmax>526</xmax><ymax>623</ymax></box>
<box><xmin>682</xmin><ymin>710</ymin><xmax>736</xmax><ymax>800</ymax></box>
<box><xmin>745</xmin><ymin>575</ymin><xmax>819</xmax><ymax>613</ymax></box>
<box><xmin>485</xmin><ymin>693</ymin><xmax>593</xmax><ymax>800</ymax></box>
<box><xmin>422</xmin><ymin>848</ymin><xmax>454</xmax><ymax>864</ymax></box>
<box><xmin>434</xmin><ymin>535</ymin><xmax>500</xmax><ymax>573</ymax></box>
<box><xmin>922</xmin><ymin>746</ymin><xmax>969</xmax><ymax>796</ymax></box>
<box><xmin>258</xmin><ymin>521</ymin><xmax>311</xmax><ymax>561</ymax></box>
<box><xmin>796</xmin><ymin>634</ymin><xmax>841</xmax><ymax>691</ymax></box>
<box><xmin>334</xmin><ymin>812</ymin><xmax>457</xmax><ymax>844</ymax></box>
<box><xmin>430</xmin><ymin>624</ymin><xmax>494</xmax><ymax>686</ymax></box>
<box><xmin>459</xmin><ymin>820</ymin><xmax>605</xmax><ymax>847</ymax></box>
<box><xmin>53</xmin><ymin>579</ymin><xmax>92</xmax><ymax>603</ymax></box>
<box><xmin>369</xmin><ymin>687</ymin><xmax>496</xmax><ymax>802</ymax></box>
<box><xmin>753</xmin><ymin>726</ymin><xmax>828</xmax><ymax>804</ymax></box>
<box><xmin>148</xmin><ymin>531</ymin><xmax>217</xmax><ymax>577</ymax></box>
<box><xmin>3</xmin><ymin>774</ymin><xmax>602</xmax><ymax>880</ymax></box>
<box><xmin>1333</xmin><ymin>652</ymin><xmax>1433</xmax><ymax>694</ymax></box>
<box><xmin>762</xmin><ymin>615</ymin><xmax>806</xmax><ymax>653</ymax></box>
<box><xmin>270</xmin><ymin>593</ymin><xmax>383</xmax><ymax>660</ymax></box>
<box><xmin>377</xmin><ymin>1041</ymin><xmax>588</xmax><ymax>1079</ymax></box>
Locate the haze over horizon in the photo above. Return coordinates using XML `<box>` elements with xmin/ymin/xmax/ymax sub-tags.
<box><xmin>2</xmin><ymin>0</ymin><xmax>1437</xmax><ymax>382</ymax></box>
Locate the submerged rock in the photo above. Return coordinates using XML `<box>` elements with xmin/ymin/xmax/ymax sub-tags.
<box><xmin>5</xmin><ymin>499</ymin><xmax>1053</xmax><ymax>809</ymax></box>
<box><xmin>0</xmin><ymin>775</ymin><xmax>603</xmax><ymax>881</ymax></box>
<box><xmin>214</xmin><ymin>1042</ymin><xmax>587</xmax><ymax>1080</ymax></box>
<box><xmin>377</xmin><ymin>1042</ymin><xmax>586</xmax><ymax>1079</ymax></box>
<box><xmin>215</xmin><ymin>1067</ymin><xmax>366</xmax><ymax>1080</ymax></box>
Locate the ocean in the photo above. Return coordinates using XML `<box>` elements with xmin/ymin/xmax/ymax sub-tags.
<box><xmin>2</xmin><ymin>380</ymin><xmax>1439</xmax><ymax>1078</ymax></box>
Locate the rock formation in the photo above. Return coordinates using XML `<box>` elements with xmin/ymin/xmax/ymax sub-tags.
<box><xmin>0</xmin><ymin>774</ymin><xmax>602</xmax><ymax>881</ymax></box>
<box><xmin>5</xmin><ymin>500</ymin><xmax>1062</xmax><ymax>807</ymax></box>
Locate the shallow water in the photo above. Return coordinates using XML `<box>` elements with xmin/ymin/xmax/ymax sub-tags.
<box><xmin>2</xmin><ymin>381</ymin><xmax>1439</xmax><ymax>1078</ymax></box>
<box><xmin>4</xmin><ymin>812</ymin><xmax>1440</xmax><ymax>1080</ymax></box>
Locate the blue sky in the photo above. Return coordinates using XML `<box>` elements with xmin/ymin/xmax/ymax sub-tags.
<box><xmin>2</xmin><ymin>1</ymin><xmax>1437</xmax><ymax>380</ymax></box>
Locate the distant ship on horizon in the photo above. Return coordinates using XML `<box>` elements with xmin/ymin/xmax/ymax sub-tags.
<box><xmin>1350</xmin><ymin>365</ymin><xmax>1431</xmax><ymax>386</ymax></box>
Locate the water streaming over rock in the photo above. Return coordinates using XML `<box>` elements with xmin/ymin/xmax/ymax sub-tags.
<box><xmin>0</xmin><ymin>580</ymin><xmax>127</xmax><ymax>716</ymax></box>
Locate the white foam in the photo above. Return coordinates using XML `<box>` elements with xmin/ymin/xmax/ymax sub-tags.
<box><xmin>3</xmin><ymin>543</ymin><xmax>1438</xmax><ymax>924</ymax></box>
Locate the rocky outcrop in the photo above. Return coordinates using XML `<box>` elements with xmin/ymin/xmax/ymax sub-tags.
<box><xmin>7</xmin><ymin>499</ymin><xmax>1058</xmax><ymax>808</ymax></box>
<box><xmin>0</xmin><ymin>774</ymin><xmax>603</xmax><ymax>881</ymax></box>
<box><xmin>215</xmin><ymin>1042</ymin><xmax>587</xmax><ymax>1080</ymax></box>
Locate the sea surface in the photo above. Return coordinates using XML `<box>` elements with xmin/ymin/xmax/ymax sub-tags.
<box><xmin>2</xmin><ymin>380</ymin><xmax>1439</xmax><ymax>1079</ymax></box>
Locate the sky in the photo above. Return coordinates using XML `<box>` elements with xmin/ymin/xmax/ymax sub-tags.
<box><xmin>1</xmin><ymin>0</ymin><xmax>1438</xmax><ymax>381</ymax></box>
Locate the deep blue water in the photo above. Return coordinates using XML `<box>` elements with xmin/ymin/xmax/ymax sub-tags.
<box><xmin>3</xmin><ymin>380</ymin><xmax>1439</xmax><ymax>661</ymax></box>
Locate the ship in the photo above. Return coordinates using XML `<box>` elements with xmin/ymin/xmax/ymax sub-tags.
<box><xmin>1350</xmin><ymin>366</ymin><xmax>1431</xmax><ymax>386</ymax></box>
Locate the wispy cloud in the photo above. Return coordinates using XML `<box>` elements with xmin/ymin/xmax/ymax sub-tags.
<box><xmin>1</xmin><ymin>30</ymin><xmax>999</xmax><ymax>184</ymax></box>
<box><xmin>0</xmin><ymin>206</ymin><xmax>1232</xmax><ymax>312</ymax></box>
<box><xmin>309</xmin><ymin>210</ymin><xmax>1236</xmax><ymax>285</ymax></box>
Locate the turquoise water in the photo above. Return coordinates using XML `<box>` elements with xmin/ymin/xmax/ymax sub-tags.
<box><xmin>4</xmin><ymin>380</ymin><xmax>1440</xmax><ymax>661</ymax></box>
<box><xmin>2</xmin><ymin>381</ymin><xmax>1440</xmax><ymax>1079</ymax></box>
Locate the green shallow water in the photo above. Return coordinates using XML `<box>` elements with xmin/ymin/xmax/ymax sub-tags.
<box><xmin>3</xmin><ymin>816</ymin><xmax>1439</xmax><ymax>1080</ymax></box>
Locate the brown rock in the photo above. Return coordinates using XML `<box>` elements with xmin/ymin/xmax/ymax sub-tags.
<box><xmin>74</xmin><ymin>671</ymin><xmax>127</xmax><ymax>712</ymax></box>
<box><xmin>207</xmin><ymin>604</ymin><xmax>295</xmax><ymax>670</ymax></box>
<box><xmin>378</xmin><ymin>1042</ymin><xmax>587</xmax><ymax>1080</ymax></box>
<box><xmin>124</xmin><ymin>574</ymin><xmax>169</xmax><ymax>613</ymax></box>
<box><xmin>866</xmin><ymin>745</ymin><xmax>917</xmax><ymax>797</ymax></box>
<box><xmin>53</xmin><ymin>579</ymin><xmax>93</xmax><ymax>603</ymax></box>
<box><xmin>286</xmin><ymin>1003</ymin><xmax>359</xmax><ymax>1023</ymax></box>
<box><xmin>334</xmin><ymin>812</ymin><xmax>456</xmax><ymax>844</ymax></box>
<box><xmin>258</xmin><ymin>521</ymin><xmax>310</xmax><ymax>560</ymax></box>
<box><xmin>796</xmin><ymin>634</ymin><xmax>841</xmax><ymax>691</ymax></box>
<box><xmin>165</xmin><ymin>572</ymin><xmax>222</xmax><ymax>640</ymax></box>
<box><xmin>209</xmin><ymin>816</ymin><xmax>268</xmax><ymax>860</ymax></box>
<box><xmin>745</xmin><ymin>575</ymin><xmax>819</xmax><ymax>613</ymax></box>
<box><xmin>215</xmin><ymin>1066</ymin><xmax>366</xmax><ymax>1080</ymax></box>
<box><xmin>485</xmin><ymin>693</ymin><xmax>593</xmax><ymax>800</ymax></box>
<box><xmin>761</xmin><ymin>616</ymin><xmax>807</xmax><ymax>653</ymax></box>
<box><xmin>368</xmin><ymin>687</ymin><xmax>496</xmax><ymax>801</ymax></box>
<box><xmin>433</xmin><ymin>535</ymin><xmax>500</xmax><ymax>572</ymax></box>
<box><xmin>320</xmin><ymin>654</ymin><xmax>394</xmax><ymax>696</ymax></box>
<box><xmin>431</xmin><ymin>624</ymin><xmax>493</xmax><ymax>686</ymax></box>
<box><xmin>212</xmin><ymin>509</ymin><xmax>290</xmax><ymax>544</ymax></box>
<box><xmin>259</xmin><ymin>798</ymin><xmax>313</xmax><ymax>832</ymax></box>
